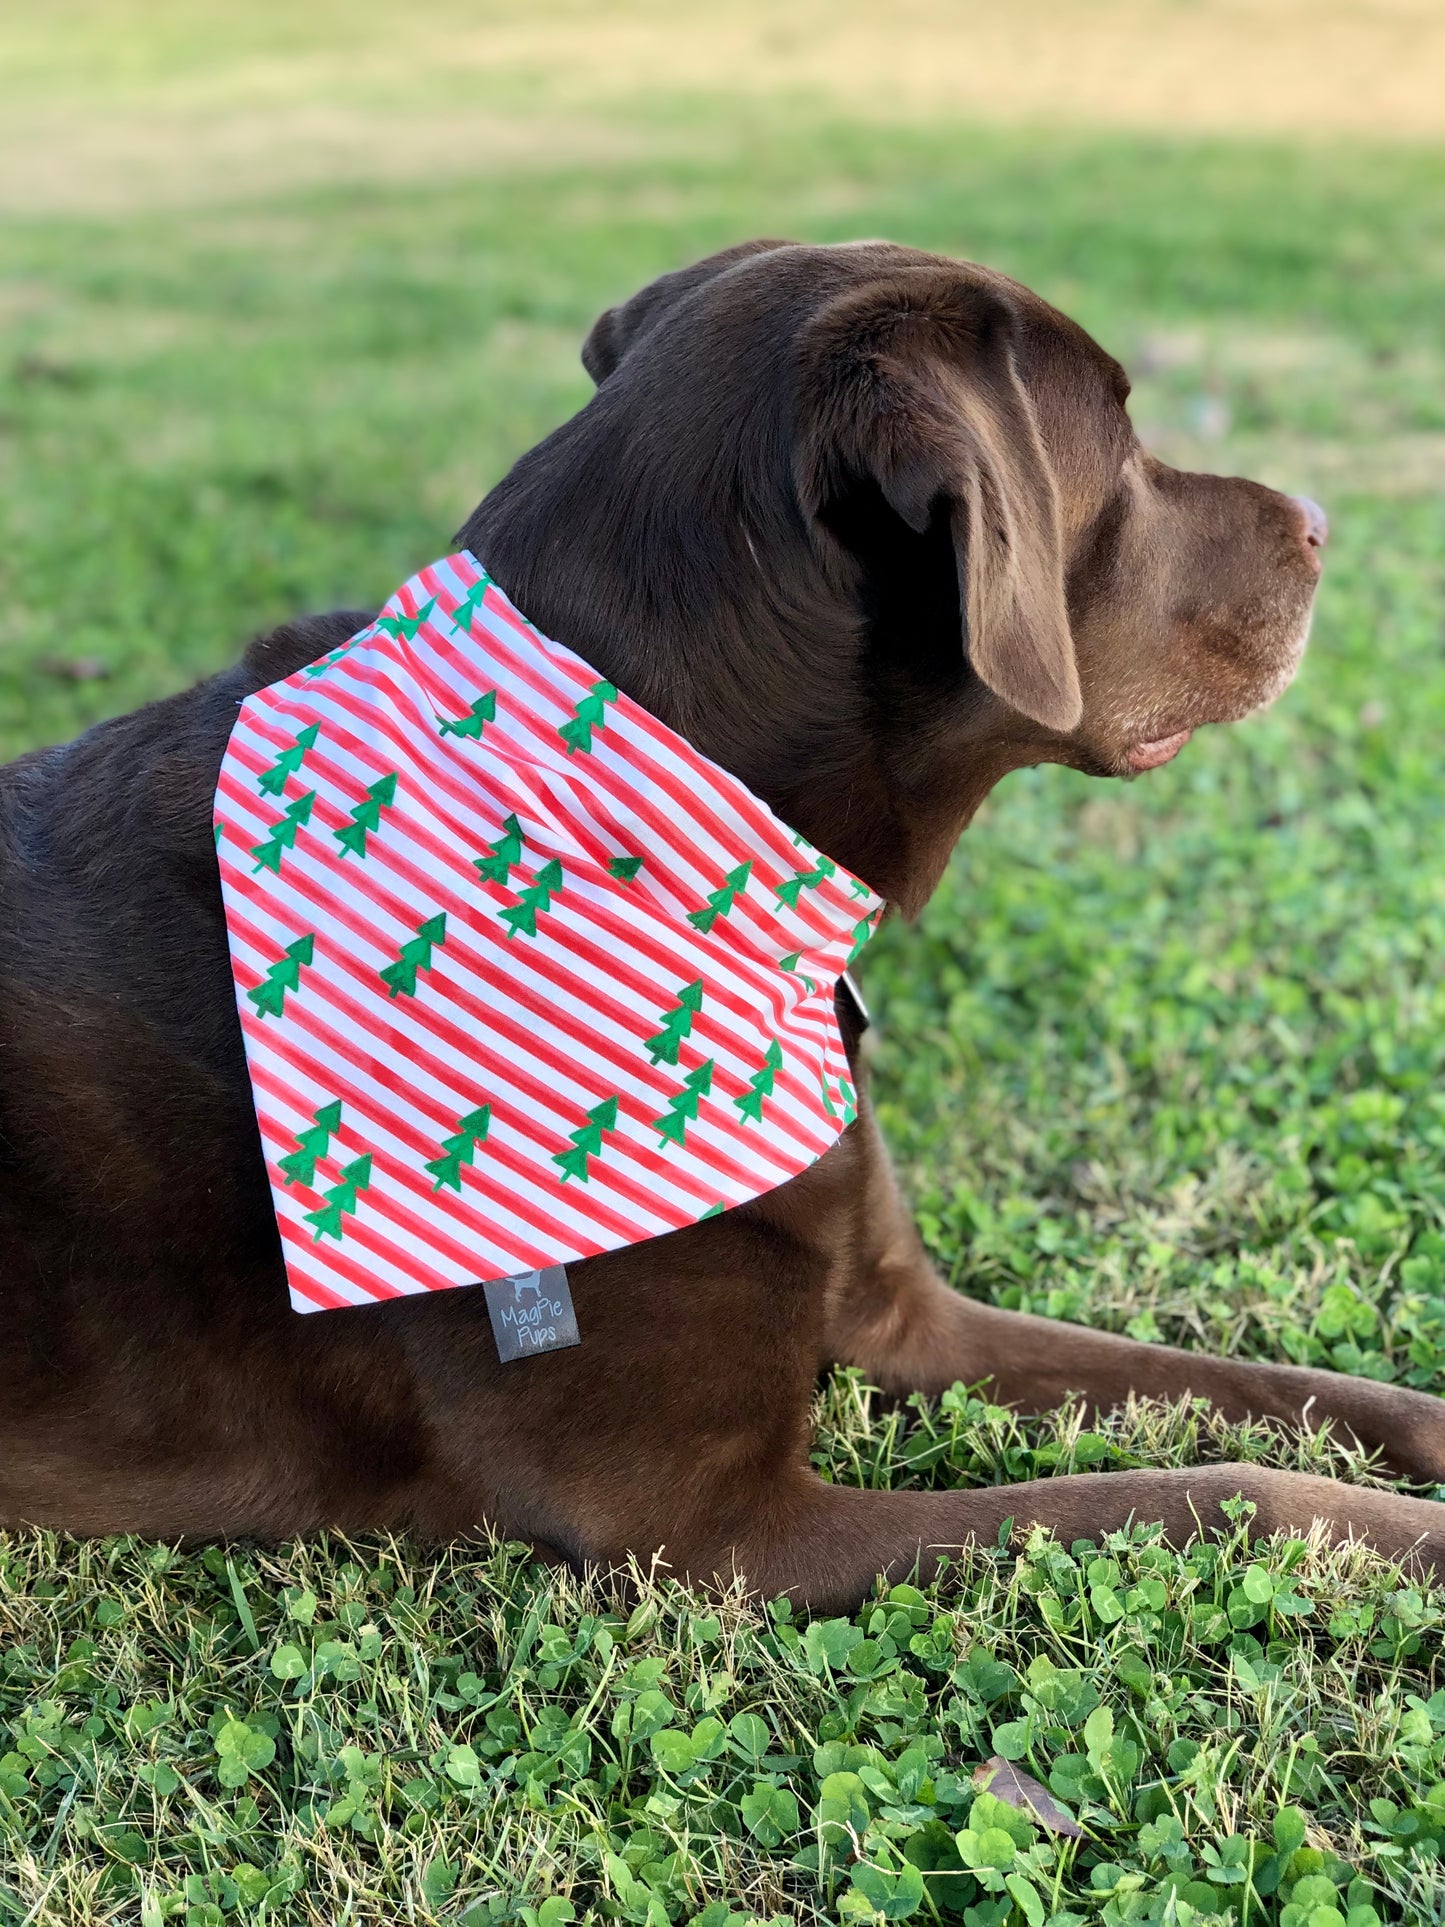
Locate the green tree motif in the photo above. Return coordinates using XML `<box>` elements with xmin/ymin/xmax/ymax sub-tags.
<box><xmin>820</xmin><ymin>1073</ymin><xmax>858</xmax><ymax>1127</ymax></box>
<box><xmin>304</xmin><ymin>1153</ymin><xmax>373</xmax><ymax>1242</ymax></box>
<box><xmin>278</xmin><ymin>1099</ymin><xmax>343</xmax><ymax>1187</ymax></box>
<box><xmin>652</xmin><ymin>1060</ymin><xmax>714</xmax><ymax>1147</ymax></box>
<box><xmin>246</xmin><ymin>934</ymin><xmax>315</xmax><ymax>1020</ymax></box>
<box><xmin>848</xmin><ymin>875</ymin><xmax>873</xmax><ymax>900</ymax></box>
<box><xmin>499</xmin><ymin>860</ymin><xmax>564</xmax><ymax>939</ymax></box>
<box><xmin>333</xmin><ymin>773</ymin><xmax>398</xmax><ymax>860</ymax></box>
<box><xmin>644</xmin><ymin>981</ymin><xmax>703</xmax><ymax>1064</ymax></box>
<box><xmin>775</xmin><ymin>856</ymin><xmax>836</xmax><ymax>909</ymax></box>
<box><xmin>847</xmin><ymin>915</ymin><xmax>876</xmax><ymax>966</ymax></box>
<box><xmin>777</xmin><ymin>951</ymin><xmax>819</xmax><ymax>994</ymax></box>
<box><xmin>424</xmin><ymin>1105</ymin><xmax>493</xmax><ymax>1192</ymax></box>
<box><xmin>607</xmin><ymin>854</ymin><xmax>644</xmax><ymax>883</ymax></box>
<box><xmin>376</xmin><ymin>596</ymin><xmax>438</xmax><ymax>642</ymax></box>
<box><xmin>559</xmin><ymin>680</ymin><xmax>618</xmax><ymax>755</ymax></box>
<box><xmin>734</xmin><ymin>1039</ymin><xmax>784</xmax><ymax>1123</ymax></box>
<box><xmin>447</xmin><ymin>575</ymin><xmax>493</xmax><ymax>635</ymax></box>
<box><xmin>552</xmin><ymin>1097</ymin><xmax>620</xmax><ymax>1183</ymax></box>
<box><xmin>381</xmin><ymin>913</ymin><xmax>447</xmax><ymax>998</ymax></box>
<box><xmin>474</xmin><ymin>813</ymin><xmax>525</xmax><ymax>886</ymax></box>
<box><xmin>257</xmin><ymin>723</ymin><xmax>319</xmax><ymax>797</ymax></box>
<box><xmin>304</xmin><ymin>628</ymin><xmax>370</xmax><ymax>678</ymax></box>
<box><xmin>250</xmin><ymin>791</ymin><xmax>316</xmax><ymax>874</ymax></box>
<box><xmin>439</xmin><ymin>692</ymin><xmax>497</xmax><ymax>739</ymax></box>
<box><xmin>687</xmin><ymin>861</ymin><xmax>753</xmax><ymax>933</ymax></box>
<box><xmin>699</xmin><ymin>1201</ymin><xmax>726</xmax><ymax>1219</ymax></box>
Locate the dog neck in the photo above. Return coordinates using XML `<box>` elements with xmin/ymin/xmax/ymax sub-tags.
<box><xmin>460</xmin><ymin>441</ymin><xmax>1017</xmax><ymax>919</ymax></box>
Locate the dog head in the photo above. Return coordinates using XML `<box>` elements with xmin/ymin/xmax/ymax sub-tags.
<box><xmin>463</xmin><ymin>240</ymin><xmax>1322</xmax><ymax>911</ymax></box>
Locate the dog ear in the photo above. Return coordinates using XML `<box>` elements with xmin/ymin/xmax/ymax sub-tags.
<box><xmin>795</xmin><ymin>271</ymin><xmax>1080</xmax><ymax>734</ymax></box>
<box><xmin>581</xmin><ymin>238</ymin><xmax>797</xmax><ymax>387</ymax></box>
<box><xmin>581</xmin><ymin>307</ymin><xmax>626</xmax><ymax>384</ymax></box>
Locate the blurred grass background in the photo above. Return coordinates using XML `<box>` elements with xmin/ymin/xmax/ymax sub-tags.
<box><xmin>2</xmin><ymin>4</ymin><xmax>1445</xmax><ymax>1924</ymax></box>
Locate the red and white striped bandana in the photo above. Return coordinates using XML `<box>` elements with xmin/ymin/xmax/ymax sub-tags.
<box><xmin>216</xmin><ymin>552</ymin><xmax>882</xmax><ymax>1313</ymax></box>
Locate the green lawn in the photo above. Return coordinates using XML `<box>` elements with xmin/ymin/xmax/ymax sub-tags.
<box><xmin>3</xmin><ymin>11</ymin><xmax>1445</xmax><ymax>1926</ymax></box>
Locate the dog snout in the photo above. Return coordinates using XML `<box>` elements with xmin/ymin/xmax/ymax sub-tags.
<box><xmin>1290</xmin><ymin>494</ymin><xmax>1329</xmax><ymax>551</ymax></box>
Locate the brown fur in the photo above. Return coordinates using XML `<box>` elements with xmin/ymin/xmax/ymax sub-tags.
<box><xmin>1</xmin><ymin>240</ymin><xmax>1440</xmax><ymax>1607</ymax></box>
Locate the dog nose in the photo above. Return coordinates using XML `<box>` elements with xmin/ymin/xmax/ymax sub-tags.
<box><xmin>1291</xmin><ymin>495</ymin><xmax>1329</xmax><ymax>549</ymax></box>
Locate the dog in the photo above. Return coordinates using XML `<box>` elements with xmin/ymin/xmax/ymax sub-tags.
<box><xmin>1</xmin><ymin>239</ymin><xmax>1440</xmax><ymax>1608</ymax></box>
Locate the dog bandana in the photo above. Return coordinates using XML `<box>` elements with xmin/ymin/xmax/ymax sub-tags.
<box><xmin>216</xmin><ymin>551</ymin><xmax>882</xmax><ymax>1313</ymax></box>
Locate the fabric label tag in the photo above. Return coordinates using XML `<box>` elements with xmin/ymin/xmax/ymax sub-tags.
<box><xmin>482</xmin><ymin>1265</ymin><xmax>580</xmax><ymax>1362</ymax></box>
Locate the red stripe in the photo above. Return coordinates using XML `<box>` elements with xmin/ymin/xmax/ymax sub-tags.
<box><xmin>447</xmin><ymin>560</ymin><xmax>834</xmax><ymax>891</ymax></box>
<box><xmin>261</xmin><ymin>1090</ymin><xmax>553</xmax><ymax>1294</ymax></box>
<box><xmin>249</xmin><ymin>1034</ymin><xmax>620</xmax><ymax>1265</ymax></box>
<box><xmin>229</xmin><ymin>713</ymin><xmax>838</xmax><ymax>1071</ymax></box>
<box><xmin>219</xmin><ymin>781</ymin><xmax>663</xmax><ymax>1086</ymax></box>
<box><xmin>227</xmin><ymin>849</ymin><xmax>834</xmax><ymax>1197</ymax></box>
<box><xmin>247</xmin><ymin>955</ymin><xmax>773</xmax><ymax>1231</ymax></box>
<box><xmin>257</xmin><ymin>552</ymin><xmax>879</xmax><ymax>949</ymax></box>
<box><xmin>273</xmin><ymin>1237</ymin><xmax>360</xmax><ymax>1311</ymax></box>
<box><xmin>221</xmin><ymin>750</ymin><xmax>835</xmax><ymax>1126</ymax></box>
<box><xmin>399</xmin><ymin>611</ymin><xmax>850</xmax><ymax>943</ymax></box>
<box><xmin>223</xmin><ymin>733</ymin><xmax>753</xmax><ymax>1054</ymax></box>
<box><xmin>225</xmin><ymin>824</ymin><xmax>832</xmax><ymax>1165</ymax></box>
<box><xmin>277</xmin><ymin>1204</ymin><xmax>431</xmax><ymax>1301</ymax></box>
<box><xmin>428</xmin><ymin>556</ymin><xmax>878</xmax><ymax>942</ymax></box>
<box><xmin>404</xmin><ymin>621</ymin><xmax>865</xmax><ymax>957</ymax></box>
<box><xmin>226</xmin><ymin>898</ymin><xmax>750</xmax><ymax>1220</ymax></box>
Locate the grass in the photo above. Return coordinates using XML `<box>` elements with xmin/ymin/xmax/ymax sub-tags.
<box><xmin>2</xmin><ymin>4</ymin><xmax>1445</xmax><ymax>1923</ymax></box>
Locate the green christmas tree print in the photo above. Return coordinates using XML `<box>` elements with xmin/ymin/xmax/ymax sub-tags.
<box><xmin>424</xmin><ymin>1105</ymin><xmax>493</xmax><ymax>1192</ymax></box>
<box><xmin>376</xmin><ymin>596</ymin><xmax>438</xmax><ymax>642</ymax></box>
<box><xmin>447</xmin><ymin>575</ymin><xmax>493</xmax><ymax>635</ymax></box>
<box><xmin>821</xmin><ymin>1073</ymin><xmax>858</xmax><ymax>1127</ymax></box>
<box><xmin>333</xmin><ymin>773</ymin><xmax>398</xmax><ymax>860</ymax></box>
<box><xmin>246</xmin><ymin>934</ymin><xmax>315</xmax><ymax>1019</ymax></box>
<box><xmin>552</xmin><ymin>1097</ymin><xmax>619</xmax><ymax>1183</ymax></box>
<box><xmin>607</xmin><ymin>854</ymin><xmax>644</xmax><ymax>883</ymax></box>
<box><xmin>734</xmin><ymin>1039</ymin><xmax>784</xmax><ymax>1123</ymax></box>
<box><xmin>439</xmin><ymin>691</ymin><xmax>497</xmax><ymax>739</ymax></box>
<box><xmin>304</xmin><ymin>630</ymin><xmax>368</xmax><ymax>678</ymax></box>
<box><xmin>645</xmin><ymin>980</ymin><xmax>703</xmax><ymax>1065</ymax></box>
<box><xmin>381</xmin><ymin>913</ymin><xmax>447</xmax><ymax>998</ymax></box>
<box><xmin>473</xmin><ymin>813</ymin><xmax>525</xmax><ymax>886</ymax></box>
<box><xmin>699</xmin><ymin>1200</ymin><xmax>726</xmax><ymax>1219</ymax></box>
<box><xmin>250</xmin><ymin>791</ymin><xmax>316</xmax><ymax>874</ymax></box>
<box><xmin>775</xmin><ymin>856</ymin><xmax>836</xmax><ymax>909</ymax></box>
<box><xmin>304</xmin><ymin>1153</ymin><xmax>373</xmax><ymax>1241</ymax></box>
<box><xmin>846</xmin><ymin>915</ymin><xmax>876</xmax><ymax>966</ymax></box>
<box><xmin>687</xmin><ymin>861</ymin><xmax>753</xmax><ymax>933</ymax></box>
<box><xmin>499</xmin><ymin>859</ymin><xmax>564</xmax><ymax>939</ymax></box>
<box><xmin>559</xmin><ymin>680</ymin><xmax>617</xmax><ymax>755</ymax></box>
<box><xmin>777</xmin><ymin>951</ymin><xmax>819</xmax><ymax>994</ymax></box>
<box><xmin>278</xmin><ymin>1100</ymin><xmax>344</xmax><ymax>1187</ymax></box>
<box><xmin>848</xmin><ymin>876</ymin><xmax>872</xmax><ymax>900</ymax></box>
<box><xmin>257</xmin><ymin>722</ymin><xmax>319</xmax><ymax>797</ymax></box>
<box><xmin>652</xmin><ymin>1059</ymin><xmax>714</xmax><ymax>1147</ymax></box>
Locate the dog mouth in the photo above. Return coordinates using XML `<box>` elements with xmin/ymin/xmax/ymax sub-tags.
<box><xmin>1125</xmin><ymin>729</ymin><xmax>1193</xmax><ymax>772</ymax></box>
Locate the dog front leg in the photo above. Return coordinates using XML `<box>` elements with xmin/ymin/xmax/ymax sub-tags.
<box><xmin>820</xmin><ymin>1099</ymin><xmax>975</xmax><ymax>1391</ymax></box>
<box><xmin>698</xmin><ymin>1461</ymin><xmax>1445</xmax><ymax>1613</ymax></box>
<box><xmin>825</xmin><ymin>1106</ymin><xmax>1445</xmax><ymax>1486</ymax></box>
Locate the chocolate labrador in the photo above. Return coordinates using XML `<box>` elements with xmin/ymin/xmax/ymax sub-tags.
<box><xmin>1</xmin><ymin>240</ymin><xmax>1440</xmax><ymax>1607</ymax></box>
